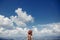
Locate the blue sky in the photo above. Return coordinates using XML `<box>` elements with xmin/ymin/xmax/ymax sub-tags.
<box><xmin>0</xmin><ymin>0</ymin><xmax>60</xmax><ymax>24</ymax></box>
<box><xmin>0</xmin><ymin>0</ymin><xmax>60</xmax><ymax>39</ymax></box>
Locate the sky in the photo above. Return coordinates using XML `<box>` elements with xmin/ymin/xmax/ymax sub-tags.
<box><xmin>0</xmin><ymin>0</ymin><xmax>60</xmax><ymax>24</ymax></box>
<box><xmin>0</xmin><ymin>0</ymin><xmax>60</xmax><ymax>39</ymax></box>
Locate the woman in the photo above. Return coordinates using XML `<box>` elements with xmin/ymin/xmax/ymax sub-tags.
<box><xmin>28</xmin><ymin>30</ymin><xmax>32</xmax><ymax>40</ymax></box>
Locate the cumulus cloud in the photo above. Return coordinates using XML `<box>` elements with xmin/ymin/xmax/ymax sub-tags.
<box><xmin>0</xmin><ymin>15</ymin><xmax>13</xmax><ymax>29</ymax></box>
<box><xmin>10</xmin><ymin>8</ymin><xmax>34</xmax><ymax>27</ymax></box>
<box><xmin>0</xmin><ymin>22</ymin><xmax>60</xmax><ymax>38</ymax></box>
<box><xmin>15</xmin><ymin>8</ymin><xmax>34</xmax><ymax>22</ymax></box>
<box><xmin>0</xmin><ymin>23</ymin><xmax>60</xmax><ymax>38</ymax></box>
<box><xmin>0</xmin><ymin>8</ymin><xmax>60</xmax><ymax>39</ymax></box>
<box><xmin>0</xmin><ymin>8</ymin><xmax>34</xmax><ymax>29</ymax></box>
<box><xmin>32</xmin><ymin>23</ymin><xmax>60</xmax><ymax>37</ymax></box>
<box><xmin>0</xmin><ymin>27</ymin><xmax>29</xmax><ymax>38</ymax></box>
<box><xmin>0</xmin><ymin>8</ymin><xmax>34</xmax><ymax>38</ymax></box>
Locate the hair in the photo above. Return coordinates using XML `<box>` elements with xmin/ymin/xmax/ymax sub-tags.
<box><xmin>28</xmin><ymin>30</ymin><xmax>32</xmax><ymax>36</ymax></box>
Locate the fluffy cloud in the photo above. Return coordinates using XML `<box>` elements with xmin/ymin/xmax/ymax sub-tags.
<box><xmin>0</xmin><ymin>8</ymin><xmax>34</xmax><ymax>28</ymax></box>
<box><xmin>10</xmin><ymin>8</ymin><xmax>34</xmax><ymax>27</ymax></box>
<box><xmin>15</xmin><ymin>8</ymin><xmax>34</xmax><ymax>22</ymax></box>
<box><xmin>0</xmin><ymin>23</ymin><xmax>60</xmax><ymax>38</ymax></box>
<box><xmin>0</xmin><ymin>15</ymin><xmax>13</xmax><ymax>29</ymax></box>
<box><xmin>32</xmin><ymin>23</ymin><xmax>60</xmax><ymax>37</ymax></box>
<box><xmin>0</xmin><ymin>27</ymin><xmax>29</xmax><ymax>38</ymax></box>
<box><xmin>0</xmin><ymin>8</ymin><xmax>33</xmax><ymax>38</ymax></box>
<box><xmin>0</xmin><ymin>22</ymin><xmax>60</xmax><ymax>38</ymax></box>
<box><xmin>10</xmin><ymin>16</ymin><xmax>27</xmax><ymax>27</ymax></box>
<box><xmin>0</xmin><ymin>8</ymin><xmax>60</xmax><ymax>39</ymax></box>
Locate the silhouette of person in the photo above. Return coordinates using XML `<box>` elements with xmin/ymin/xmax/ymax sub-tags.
<box><xmin>28</xmin><ymin>30</ymin><xmax>32</xmax><ymax>40</ymax></box>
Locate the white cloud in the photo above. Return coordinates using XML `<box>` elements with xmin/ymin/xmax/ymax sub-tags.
<box><xmin>0</xmin><ymin>15</ymin><xmax>13</xmax><ymax>29</ymax></box>
<box><xmin>0</xmin><ymin>22</ymin><xmax>60</xmax><ymax>38</ymax></box>
<box><xmin>10</xmin><ymin>16</ymin><xmax>27</xmax><ymax>27</ymax></box>
<box><xmin>32</xmin><ymin>23</ymin><xmax>60</xmax><ymax>37</ymax></box>
<box><xmin>0</xmin><ymin>8</ymin><xmax>34</xmax><ymax>38</ymax></box>
<box><xmin>10</xmin><ymin>8</ymin><xmax>34</xmax><ymax>27</ymax></box>
<box><xmin>15</xmin><ymin>8</ymin><xmax>34</xmax><ymax>22</ymax></box>
<box><xmin>0</xmin><ymin>8</ymin><xmax>60</xmax><ymax>39</ymax></box>
<box><xmin>0</xmin><ymin>27</ymin><xmax>29</xmax><ymax>38</ymax></box>
<box><xmin>0</xmin><ymin>8</ymin><xmax>34</xmax><ymax>29</ymax></box>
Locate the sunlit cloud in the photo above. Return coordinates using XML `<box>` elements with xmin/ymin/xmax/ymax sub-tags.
<box><xmin>0</xmin><ymin>8</ymin><xmax>60</xmax><ymax>39</ymax></box>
